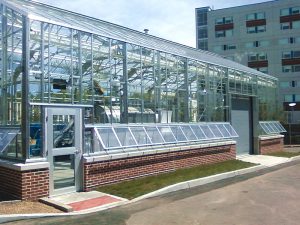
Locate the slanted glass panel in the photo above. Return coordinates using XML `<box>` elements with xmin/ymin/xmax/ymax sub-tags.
<box><xmin>260</xmin><ymin>123</ymin><xmax>271</xmax><ymax>134</ymax></box>
<box><xmin>158</xmin><ymin>126</ymin><xmax>176</xmax><ymax>143</ymax></box>
<box><xmin>269</xmin><ymin>123</ymin><xmax>280</xmax><ymax>133</ymax></box>
<box><xmin>114</xmin><ymin>127</ymin><xmax>137</xmax><ymax>147</ymax></box>
<box><xmin>130</xmin><ymin>127</ymin><xmax>152</xmax><ymax>145</ymax></box>
<box><xmin>259</xmin><ymin>121</ymin><xmax>286</xmax><ymax>135</ymax></box>
<box><xmin>209</xmin><ymin>124</ymin><xmax>223</xmax><ymax>138</ymax></box>
<box><xmin>190</xmin><ymin>125</ymin><xmax>206</xmax><ymax>139</ymax></box>
<box><xmin>273</xmin><ymin>122</ymin><xmax>286</xmax><ymax>132</ymax></box>
<box><xmin>264</xmin><ymin>123</ymin><xmax>276</xmax><ymax>133</ymax></box>
<box><xmin>216</xmin><ymin>124</ymin><xmax>231</xmax><ymax>138</ymax></box>
<box><xmin>97</xmin><ymin>128</ymin><xmax>120</xmax><ymax>148</ymax></box>
<box><xmin>144</xmin><ymin>126</ymin><xmax>164</xmax><ymax>144</ymax></box>
<box><xmin>200</xmin><ymin>125</ymin><xmax>215</xmax><ymax>139</ymax></box>
<box><xmin>0</xmin><ymin>129</ymin><xmax>19</xmax><ymax>153</ymax></box>
<box><xmin>90</xmin><ymin>123</ymin><xmax>239</xmax><ymax>154</ymax></box>
<box><xmin>170</xmin><ymin>126</ymin><xmax>187</xmax><ymax>142</ymax></box>
<box><xmin>180</xmin><ymin>125</ymin><xmax>197</xmax><ymax>141</ymax></box>
<box><xmin>224</xmin><ymin>124</ymin><xmax>238</xmax><ymax>137</ymax></box>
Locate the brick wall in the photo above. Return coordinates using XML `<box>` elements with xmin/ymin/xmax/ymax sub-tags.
<box><xmin>0</xmin><ymin>166</ymin><xmax>49</xmax><ymax>200</ymax></box>
<box><xmin>84</xmin><ymin>144</ymin><xmax>236</xmax><ymax>191</ymax></box>
<box><xmin>259</xmin><ymin>137</ymin><xmax>284</xmax><ymax>155</ymax></box>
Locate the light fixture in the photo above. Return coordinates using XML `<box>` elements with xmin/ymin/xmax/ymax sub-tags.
<box><xmin>289</xmin><ymin>103</ymin><xmax>296</xmax><ymax>107</ymax></box>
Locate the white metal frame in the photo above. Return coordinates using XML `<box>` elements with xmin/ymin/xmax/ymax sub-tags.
<box><xmin>46</xmin><ymin>107</ymin><xmax>83</xmax><ymax>196</ymax></box>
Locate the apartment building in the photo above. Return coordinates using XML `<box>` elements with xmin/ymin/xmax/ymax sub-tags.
<box><xmin>196</xmin><ymin>0</ymin><xmax>300</xmax><ymax>123</ymax></box>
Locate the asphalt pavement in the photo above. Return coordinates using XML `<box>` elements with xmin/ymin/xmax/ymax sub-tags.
<box><xmin>5</xmin><ymin>160</ymin><xmax>300</xmax><ymax>225</ymax></box>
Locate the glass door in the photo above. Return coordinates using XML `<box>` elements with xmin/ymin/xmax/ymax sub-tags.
<box><xmin>46</xmin><ymin>108</ymin><xmax>82</xmax><ymax>196</ymax></box>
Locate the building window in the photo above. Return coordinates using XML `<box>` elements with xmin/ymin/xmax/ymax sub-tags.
<box><xmin>226</xmin><ymin>44</ymin><xmax>236</xmax><ymax>50</ymax></box>
<box><xmin>245</xmin><ymin>40</ymin><xmax>269</xmax><ymax>48</ymax></box>
<box><xmin>281</xmin><ymin>22</ymin><xmax>291</xmax><ymax>30</ymax></box>
<box><xmin>247</xmin><ymin>25</ymin><xmax>266</xmax><ymax>33</ymax></box>
<box><xmin>284</xmin><ymin>95</ymin><xmax>293</xmax><ymax>102</ymax></box>
<box><xmin>215</xmin><ymin>16</ymin><xmax>233</xmax><ymax>25</ymax></box>
<box><xmin>292</xmin><ymin>81</ymin><xmax>298</xmax><ymax>87</ymax></box>
<box><xmin>294</xmin><ymin>21</ymin><xmax>300</xmax><ymax>28</ymax></box>
<box><xmin>281</xmin><ymin>21</ymin><xmax>300</xmax><ymax>30</ymax></box>
<box><xmin>196</xmin><ymin>9</ymin><xmax>209</xmax><ymax>26</ymax></box>
<box><xmin>198</xmin><ymin>27</ymin><xmax>208</xmax><ymax>39</ymax></box>
<box><xmin>280</xmin><ymin>82</ymin><xmax>290</xmax><ymax>88</ymax></box>
<box><xmin>280</xmin><ymin>81</ymin><xmax>298</xmax><ymax>88</ymax></box>
<box><xmin>198</xmin><ymin>39</ymin><xmax>208</xmax><ymax>50</ymax></box>
<box><xmin>214</xmin><ymin>44</ymin><xmax>236</xmax><ymax>51</ymax></box>
<box><xmin>279</xmin><ymin>37</ymin><xmax>300</xmax><ymax>45</ymax></box>
<box><xmin>248</xmin><ymin>53</ymin><xmax>267</xmax><ymax>62</ymax></box>
<box><xmin>284</xmin><ymin>94</ymin><xmax>300</xmax><ymax>102</ymax></box>
<box><xmin>246</xmin><ymin>12</ymin><xmax>265</xmax><ymax>21</ymax></box>
<box><xmin>282</xmin><ymin>65</ymin><xmax>300</xmax><ymax>72</ymax></box>
<box><xmin>282</xmin><ymin>50</ymin><xmax>300</xmax><ymax>59</ymax></box>
<box><xmin>215</xmin><ymin>30</ymin><xmax>225</xmax><ymax>38</ymax></box>
<box><xmin>215</xmin><ymin>29</ymin><xmax>233</xmax><ymax>38</ymax></box>
<box><xmin>280</xmin><ymin>7</ymin><xmax>300</xmax><ymax>16</ymax></box>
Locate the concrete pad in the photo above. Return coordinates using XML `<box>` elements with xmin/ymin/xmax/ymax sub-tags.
<box><xmin>50</xmin><ymin>191</ymin><xmax>106</xmax><ymax>204</ymax></box>
<box><xmin>237</xmin><ymin>154</ymin><xmax>290</xmax><ymax>167</ymax></box>
<box><xmin>40</xmin><ymin>191</ymin><xmax>127</xmax><ymax>212</ymax></box>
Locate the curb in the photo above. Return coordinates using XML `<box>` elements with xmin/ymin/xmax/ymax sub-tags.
<box><xmin>1</xmin><ymin>157</ymin><xmax>300</xmax><ymax>224</ymax></box>
<box><xmin>289</xmin><ymin>155</ymin><xmax>300</xmax><ymax>162</ymax></box>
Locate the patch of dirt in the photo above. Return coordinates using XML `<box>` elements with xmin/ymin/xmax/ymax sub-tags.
<box><xmin>0</xmin><ymin>201</ymin><xmax>63</xmax><ymax>214</ymax></box>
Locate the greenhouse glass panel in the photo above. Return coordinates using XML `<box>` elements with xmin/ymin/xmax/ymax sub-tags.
<box><xmin>265</xmin><ymin>123</ymin><xmax>276</xmax><ymax>133</ymax></box>
<box><xmin>170</xmin><ymin>126</ymin><xmax>187</xmax><ymax>142</ymax></box>
<box><xmin>260</xmin><ymin>123</ymin><xmax>271</xmax><ymax>134</ymax></box>
<box><xmin>209</xmin><ymin>124</ymin><xmax>223</xmax><ymax>138</ymax></box>
<box><xmin>180</xmin><ymin>125</ymin><xmax>197</xmax><ymax>141</ymax></box>
<box><xmin>114</xmin><ymin>127</ymin><xmax>137</xmax><ymax>147</ymax></box>
<box><xmin>259</xmin><ymin>121</ymin><xmax>286</xmax><ymax>135</ymax></box>
<box><xmin>158</xmin><ymin>126</ymin><xmax>177</xmax><ymax>143</ymax></box>
<box><xmin>216</xmin><ymin>124</ymin><xmax>231</xmax><ymax>138</ymax></box>
<box><xmin>200</xmin><ymin>125</ymin><xmax>215</xmax><ymax>139</ymax></box>
<box><xmin>130</xmin><ymin>127</ymin><xmax>152</xmax><ymax>145</ymax></box>
<box><xmin>144</xmin><ymin>127</ymin><xmax>165</xmax><ymax>144</ymax></box>
<box><xmin>190</xmin><ymin>125</ymin><xmax>207</xmax><ymax>140</ymax></box>
<box><xmin>90</xmin><ymin>123</ymin><xmax>239</xmax><ymax>154</ymax></box>
<box><xmin>269</xmin><ymin>123</ymin><xmax>280</xmax><ymax>133</ymax></box>
<box><xmin>96</xmin><ymin>128</ymin><xmax>120</xmax><ymax>148</ymax></box>
<box><xmin>0</xmin><ymin>129</ymin><xmax>19</xmax><ymax>153</ymax></box>
<box><xmin>224</xmin><ymin>124</ymin><xmax>238</xmax><ymax>137</ymax></box>
<box><xmin>273</xmin><ymin>122</ymin><xmax>286</xmax><ymax>132</ymax></box>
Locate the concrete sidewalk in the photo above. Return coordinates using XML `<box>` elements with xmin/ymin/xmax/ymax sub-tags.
<box><xmin>237</xmin><ymin>154</ymin><xmax>290</xmax><ymax>167</ymax></box>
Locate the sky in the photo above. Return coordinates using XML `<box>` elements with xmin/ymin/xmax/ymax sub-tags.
<box><xmin>37</xmin><ymin>0</ymin><xmax>270</xmax><ymax>48</ymax></box>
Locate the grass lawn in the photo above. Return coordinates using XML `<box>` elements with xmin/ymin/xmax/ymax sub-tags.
<box><xmin>96</xmin><ymin>160</ymin><xmax>255</xmax><ymax>199</ymax></box>
<box><xmin>266</xmin><ymin>151</ymin><xmax>300</xmax><ymax>158</ymax></box>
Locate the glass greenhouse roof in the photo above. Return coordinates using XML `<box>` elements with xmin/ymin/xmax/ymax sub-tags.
<box><xmin>92</xmin><ymin>123</ymin><xmax>238</xmax><ymax>152</ymax></box>
<box><xmin>259</xmin><ymin>121</ymin><xmax>286</xmax><ymax>135</ymax></box>
<box><xmin>3</xmin><ymin>0</ymin><xmax>277</xmax><ymax>81</ymax></box>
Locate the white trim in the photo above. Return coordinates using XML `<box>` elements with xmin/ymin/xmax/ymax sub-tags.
<box><xmin>259</xmin><ymin>135</ymin><xmax>284</xmax><ymax>141</ymax></box>
<box><xmin>0</xmin><ymin>159</ymin><xmax>49</xmax><ymax>171</ymax></box>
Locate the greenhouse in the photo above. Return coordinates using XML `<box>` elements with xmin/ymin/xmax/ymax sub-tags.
<box><xmin>0</xmin><ymin>0</ymin><xmax>285</xmax><ymax>199</ymax></box>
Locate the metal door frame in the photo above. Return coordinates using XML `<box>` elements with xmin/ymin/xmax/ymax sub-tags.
<box><xmin>231</xmin><ymin>96</ymin><xmax>253</xmax><ymax>155</ymax></box>
<box><xmin>45</xmin><ymin>107</ymin><xmax>83</xmax><ymax>196</ymax></box>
